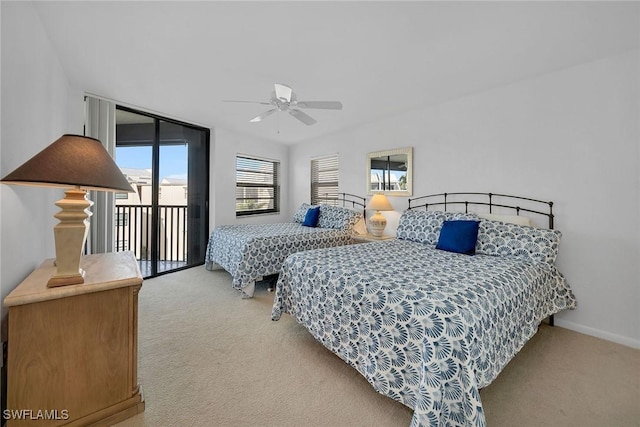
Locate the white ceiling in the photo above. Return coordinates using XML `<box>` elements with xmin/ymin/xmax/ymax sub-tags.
<box><xmin>33</xmin><ymin>1</ymin><xmax>640</xmax><ymax>144</ymax></box>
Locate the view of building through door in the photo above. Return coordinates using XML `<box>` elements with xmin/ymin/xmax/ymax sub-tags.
<box><xmin>114</xmin><ymin>107</ymin><xmax>209</xmax><ymax>278</ymax></box>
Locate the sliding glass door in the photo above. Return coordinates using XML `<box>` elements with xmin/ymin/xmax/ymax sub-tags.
<box><xmin>114</xmin><ymin>106</ymin><xmax>209</xmax><ymax>278</ymax></box>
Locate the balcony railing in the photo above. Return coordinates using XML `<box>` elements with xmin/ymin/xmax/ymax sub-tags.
<box><xmin>115</xmin><ymin>205</ymin><xmax>188</xmax><ymax>275</ymax></box>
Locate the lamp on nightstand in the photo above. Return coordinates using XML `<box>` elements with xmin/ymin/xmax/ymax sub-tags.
<box><xmin>1</xmin><ymin>134</ymin><xmax>133</xmax><ymax>287</ymax></box>
<box><xmin>366</xmin><ymin>193</ymin><xmax>393</xmax><ymax>237</ymax></box>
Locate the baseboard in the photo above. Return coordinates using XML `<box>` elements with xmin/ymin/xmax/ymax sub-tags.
<box><xmin>555</xmin><ymin>319</ymin><xmax>640</xmax><ymax>349</ymax></box>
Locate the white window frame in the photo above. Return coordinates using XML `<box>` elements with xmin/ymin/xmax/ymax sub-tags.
<box><xmin>236</xmin><ymin>154</ymin><xmax>280</xmax><ymax>216</ymax></box>
<box><xmin>311</xmin><ymin>154</ymin><xmax>339</xmax><ymax>205</ymax></box>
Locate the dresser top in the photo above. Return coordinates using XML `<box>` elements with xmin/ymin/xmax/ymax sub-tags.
<box><xmin>4</xmin><ymin>251</ymin><xmax>143</xmax><ymax>307</ymax></box>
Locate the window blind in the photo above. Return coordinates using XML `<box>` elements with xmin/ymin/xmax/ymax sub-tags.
<box><xmin>311</xmin><ymin>154</ymin><xmax>339</xmax><ymax>205</ymax></box>
<box><xmin>236</xmin><ymin>155</ymin><xmax>280</xmax><ymax>215</ymax></box>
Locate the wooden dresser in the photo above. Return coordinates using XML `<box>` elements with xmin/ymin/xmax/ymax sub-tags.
<box><xmin>3</xmin><ymin>251</ymin><xmax>145</xmax><ymax>426</ymax></box>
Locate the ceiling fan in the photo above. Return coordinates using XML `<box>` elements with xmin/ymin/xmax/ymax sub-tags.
<box><xmin>224</xmin><ymin>83</ymin><xmax>343</xmax><ymax>126</ymax></box>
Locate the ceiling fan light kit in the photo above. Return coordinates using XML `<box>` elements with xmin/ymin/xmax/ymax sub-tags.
<box><xmin>225</xmin><ymin>83</ymin><xmax>342</xmax><ymax>126</ymax></box>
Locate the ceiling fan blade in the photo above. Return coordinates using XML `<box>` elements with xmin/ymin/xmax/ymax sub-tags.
<box><xmin>274</xmin><ymin>83</ymin><xmax>292</xmax><ymax>103</ymax></box>
<box><xmin>296</xmin><ymin>101</ymin><xmax>343</xmax><ymax>110</ymax></box>
<box><xmin>249</xmin><ymin>109</ymin><xmax>277</xmax><ymax>123</ymax></box>
<box><xmin>289</xmin><ymin>109</ymin><xmax>317</xmax><ymax>125</ymax></box>
<box><xmin>223</xmin><ymin>100</ymin><xmax>271</xmax><ymax>105</ymax></box>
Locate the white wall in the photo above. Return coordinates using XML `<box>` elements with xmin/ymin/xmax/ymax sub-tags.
<box><xmin>0</xmin><ymin>2</ymin><xmax>84</xmax><ymax>328</ymax></box>
<box><xmin>290</xmin><ymin>50</ymin><xmax>640</xmax><ymax>349</ymax></box>
<box><xmin>210</xmin><ymin>127</ymin><xmax>289</xmax><ymax>229</ymax></box>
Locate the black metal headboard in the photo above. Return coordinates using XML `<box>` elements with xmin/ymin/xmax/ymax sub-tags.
<box><xmin>319</xmin><ymin>192</ymin><xmax>367</xmax><ymax>221</ymax></box>
<box><xmin>407</xmin><ymin>192</ymin><xmax>555</xmax><ymax>229</ymax></box>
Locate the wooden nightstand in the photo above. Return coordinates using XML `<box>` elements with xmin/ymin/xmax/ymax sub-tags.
<box><xmin>351</xmin><ymin>233</ymin><xmax>395</xmax><ymax>244</ymax></box>
<box><xmin>4</xmin><ymin>251</ymin><xmax>145</xmax><ymax>426</ymax></box>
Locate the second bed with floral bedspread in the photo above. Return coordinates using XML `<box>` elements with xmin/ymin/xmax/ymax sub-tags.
<box><xmin>205</xmin><ymin>204</ymin><xmax>362</xmax><ymax>297</ymax></box>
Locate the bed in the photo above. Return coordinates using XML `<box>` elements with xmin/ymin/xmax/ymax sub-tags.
<box><xmin>271</xmin><ymin>192</ymin><xmax>577</xmax><ymax>426</ymax></box>
<box><xmin>205</xmin><ymin>194</ymin><xmax>365</xmax><ymax>298</ymax></box>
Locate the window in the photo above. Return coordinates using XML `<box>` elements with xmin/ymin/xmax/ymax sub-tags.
<box><xmin>311</xmin><ymin>154</ymin><xmax>339</xmax><ymax>205</ymax></box>
<box><xmin>116</xmin><ymin>212</ymin><xmax>128</xmax><ymax>227</ymax></box>
<box><xmin>236</xmin><ymin>155</ymin><xmax>280</xmax><ymax>216</ymax></box>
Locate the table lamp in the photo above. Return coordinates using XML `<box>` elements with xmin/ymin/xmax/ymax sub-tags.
<box><xmin>366</xmin><ymin>193</ymin><xmax>393</xmax><ymax>237</ymax></box>
<box><xmin>1</xmin><ymin>134</ymin><xmax>133</xmax><ymax>287</ymax></box>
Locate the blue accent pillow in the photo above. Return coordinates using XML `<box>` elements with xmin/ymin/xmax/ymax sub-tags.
<box><xmin>436</xmin><ymin>220</ymin><xmax>480</xmax><ymax>255</ymax></box>
<box><xmin>302</xmin><ymin>206</ymin><xmax>320</xmax><ymax>227</ymax></box>
<box><xmin>396</xmin><ymin>210</ymin><xmax>479</xmax><ymax>246</ymax></box>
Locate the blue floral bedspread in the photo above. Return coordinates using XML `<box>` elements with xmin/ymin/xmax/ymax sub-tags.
<box><xmin>272</xmin><ymin>239</ymin><xmax>576</xmax><ymax>426</ymax></box>
<box><xmin>205</xmin><ymin>223</ymin><xmax>353</xmax><ymax>297</ymax></box>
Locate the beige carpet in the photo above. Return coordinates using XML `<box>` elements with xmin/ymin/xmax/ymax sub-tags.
<box><xmin>116</xmin><ymin>266</ymin><xmax>640</xmax><ymax>427</ymax></box>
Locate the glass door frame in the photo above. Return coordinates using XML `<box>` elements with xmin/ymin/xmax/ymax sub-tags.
<box><xmin>115</xmin><ymin>105</ymin><xmax>210</xmax><ymax>278</ymax></box>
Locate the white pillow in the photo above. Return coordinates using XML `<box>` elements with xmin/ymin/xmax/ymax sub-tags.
<box><xmin>352</xmin><ymin>218</ymin><xmax>367</xmax><ymax>235</ymax></box>
<box><xmin>478</xmin><ymin>212</ymin><xmax>532</xmax><ymax>227</ymax></box>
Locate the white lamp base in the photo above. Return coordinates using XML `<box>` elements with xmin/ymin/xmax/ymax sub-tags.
<box><xmin>368</xmin><ymin>210</ymin><xmax>387</xmax><ymax>237</ymax></box>
<box><xmin>48</xmin><ymin>188</ymin><xmax>93</xmax><ymax>288</ymax></box>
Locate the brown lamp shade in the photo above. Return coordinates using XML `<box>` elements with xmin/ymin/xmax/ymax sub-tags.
<box><xmin>1</xmin><ymin>134</ymin><xmax>132</xmax><ymax>192</ymax></box>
